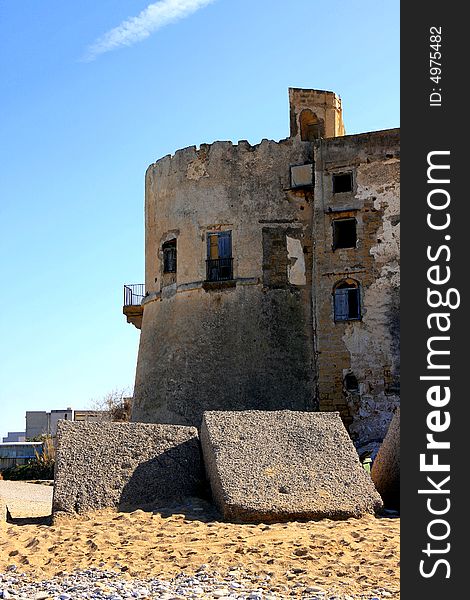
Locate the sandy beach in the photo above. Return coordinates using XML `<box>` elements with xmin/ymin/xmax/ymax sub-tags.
<box><xmin>0</xmin><ymin>482</ymin><xmax>399</xmax><ymax>599</ymax></box>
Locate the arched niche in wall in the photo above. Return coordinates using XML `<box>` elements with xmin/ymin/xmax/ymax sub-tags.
<box><xmin>299</xmin><ymin>109</ymin><xmax>324</xmax><ymax>141</ymax></box>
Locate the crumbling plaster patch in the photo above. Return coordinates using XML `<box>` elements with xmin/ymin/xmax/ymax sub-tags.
<box><xmin>286</xmin><ymin>236</ymin><xmax>306</xmax><ymax>285</ymax></box>
<box><xmin>187</xmin><ymin>156</ymin><xmax>209</xmax><ymax>180</ymax></box>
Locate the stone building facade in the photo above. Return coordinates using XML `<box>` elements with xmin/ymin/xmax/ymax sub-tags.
<box><xmin>125</xmin><ymin>88</ymin><xmax>400</xmax><ymax>450</ymax></box>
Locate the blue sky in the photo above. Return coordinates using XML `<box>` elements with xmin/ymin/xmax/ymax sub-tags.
<box><xmin>0</xmin><ymin>0</ymin><xmax>399</xmax><ymax>440</ymax></box>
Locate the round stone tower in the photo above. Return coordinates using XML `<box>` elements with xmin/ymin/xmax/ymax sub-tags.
<box><xmin>131</xmin><ymin>89</ymin><xmax>345</xmax><ymax>426</ymax></box>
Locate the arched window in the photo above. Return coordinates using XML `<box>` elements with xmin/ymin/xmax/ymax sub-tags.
<box><xmin>299</xmin><ymin>109</ymin><xmax>323</xmax><ymax>141</ymax></box>
<box><xmin>333</xmin><ymin>280</ymin><xmax>361</xmax><ymax>321</ymax></box>
<box><xmin>344</xmin><ymin>373</ymin><xmax>359</xmax><ymax>392</ymax></box>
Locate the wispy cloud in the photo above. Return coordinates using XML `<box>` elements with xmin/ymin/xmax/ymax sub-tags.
<box><xmin>83</xmin><ymin>0</ymin><xmax>216</xmax><ymax>62</ymax></box>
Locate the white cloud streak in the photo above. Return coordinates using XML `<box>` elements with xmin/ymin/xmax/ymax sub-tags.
<box><xmin>84</xmin><ymin>0</ymin><xmax>216</xmax><ymax>61</ymax></box>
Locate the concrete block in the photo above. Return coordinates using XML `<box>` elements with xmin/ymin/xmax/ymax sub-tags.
<box><xmin>371</xmin><ymin>407</ymin><xmax>400</xmax><ymax>509</ymax></box>
<box><xmin>52</xmin><ymin>421</ymin><xmax>203</xmax><ymax>515</ymax></box>
<box><xmin>200</xmin><ymin>410</ymin><xmax>383</xmax><ymax>523</ymax></box>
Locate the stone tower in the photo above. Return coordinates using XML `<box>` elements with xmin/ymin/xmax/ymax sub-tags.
<box><xmin>288</xmin><ymin>88</ymin><xmax>345</xmax><ymax>140</ymax></box>
<box><xmin>129</xmin><ymin>89</ymin><xmax>345</xmax><ymax>426</ymax></box>
<box><xmin>125</xmin><ymin>88</ymin><xmax>400</xmax><ymax>452</ymax></box>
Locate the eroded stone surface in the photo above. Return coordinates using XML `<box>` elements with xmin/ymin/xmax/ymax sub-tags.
<box><xmin>52</xmin><ymin>421</ymin><xmax>203</xmax><ymax>515</ymax></box>
<box><xmin>312</xmin><ymin>129</ymin><xmax>400</xmax><ymax>446</ymax></box>
<box><xmin>201</xmin><ymin>410</ymin><xmax>383</xmax><ymax>522</ymax></box>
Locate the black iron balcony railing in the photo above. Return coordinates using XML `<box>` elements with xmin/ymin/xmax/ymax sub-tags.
<box><xmin>206</xmin><ymin>258</ymin><xmax>233</xmax><ymax>282</ymax></box>
<box><xmin>123</xmin><ymin>283</ymin><xmax>145</xmax><ymax>307</ymax></box>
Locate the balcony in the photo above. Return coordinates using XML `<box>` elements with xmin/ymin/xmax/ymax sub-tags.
<box><xmin>123</xmin><ymin>284</ymin><xmax>145</xmax><ymax>329</ymax></box>
<box><xmin>206</xmin><ymin>258</ymin><xmax>233</xmax><ymax>282</ymax></box>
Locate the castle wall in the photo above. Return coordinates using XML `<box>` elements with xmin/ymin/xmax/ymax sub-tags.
<box><xmin>129</xmin><ymin>89</ymin><xmax>400</xmax><ymax>448</ymax></box>
<box><xmin>312</xmin><ymin>129</ymin><xmax>400</xmax><ymax>449</ymax></box>
<box><xmin>132</xmin><ymin>138</ymin><xmax>317</xmax><ymax>426</ymax></box>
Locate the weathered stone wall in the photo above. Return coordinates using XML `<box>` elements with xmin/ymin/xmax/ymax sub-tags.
<box><xmin>52</xmin><ymin>421</ymin><xmax>203</xmax><ymax>515</ymax></box>
<box><xmin>132</xmin><ymin>137</ymin><xmax>317</xmax><ymax>426</ymax></box>
<box><xmin>129</xmin><ymin>88</ymin><xmax>399</xmax><ymax>449</ymax></box>
<box><xmin>312</xmin><ymin>129</ymin><xmax>400</xmax><ymax>449</ymax></box>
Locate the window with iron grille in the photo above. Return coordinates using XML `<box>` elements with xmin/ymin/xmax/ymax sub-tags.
<box><xmin>334</xmin><ymin>280</ymin><xmax>361</xmax><ymax>321</ymax></box>
<box><xmin>206</xmin><ymin>231</ymin><xmax>233</xmax><ymax>282</ymax></box>
<box><xmin>163</xmin><ymin>239</ymin><xmax>177</xmax><ymax>273</ymax></box>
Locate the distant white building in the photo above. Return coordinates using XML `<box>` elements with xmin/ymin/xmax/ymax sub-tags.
<box><xmin>25</xmin><ymin>408</ymin><xmax>109</xmax><ymax>439</ymax></box>
<box><xmin>26</xmin><ymin>408</ymin><xmax>73</xmax><ymax>439</ymax></box>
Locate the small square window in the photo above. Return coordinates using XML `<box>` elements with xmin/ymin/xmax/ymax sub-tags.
<box><xmin>333</xmin><ymin>218</ymin><xmax>357</xmax><ymax>250</ymax></box>
<box><xmin>333</xmin><ymin>172</ymin><xmax>353</xmax><ymax>193</ymax></box>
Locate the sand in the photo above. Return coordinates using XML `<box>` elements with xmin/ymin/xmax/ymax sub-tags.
<box><xmin>0</xmin><ymin>480</ymin><xmax>53</xmax><ymax>519</ymax></box>
<box><xmin>0</xmin><ymin>483</ymin><xmax>399</xmax><ymax>599</ymax></box>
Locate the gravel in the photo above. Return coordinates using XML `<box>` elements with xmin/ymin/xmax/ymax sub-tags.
<box><xmin>0</xmin><ymin>568</ymin><xmax>396</xmax><ymax>600</ymax></box>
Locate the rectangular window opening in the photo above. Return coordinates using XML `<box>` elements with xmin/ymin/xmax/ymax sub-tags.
<box><xmin>163</xmin><ymin>239</ymin><xmax>177</xmax><ymax>273</ymax></box>
<box><xmin>333</xmin><ymin>218</ymin><xmax>357</xmax><ymax>249</ymax></box>
<box><xmin>333</xmin><ymin>172</ymin><xmax>353</xmax><ymax>193</ymax></box>
<box><xmin>206</xmin><ymin>231</ymin><xmax>233</xmax><ymax>282</ymax></box>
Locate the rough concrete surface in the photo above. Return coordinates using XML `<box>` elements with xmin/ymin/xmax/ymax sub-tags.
<box><xmin>52</xmin><ymin>421</ymin><xmax>203</xmax><ymax>515</ymax></box>
<box><xmin>200</xmin><ymin>410</ymin><xmax>383</xmax><ymax>523</ymax></box>
<box><xmin>371</xmin><ymin>407</ymin><xmax>400</xmax><ymax>508</ymax></box>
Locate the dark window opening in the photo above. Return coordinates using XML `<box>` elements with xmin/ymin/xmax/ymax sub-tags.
<box><xmin>333</xmin><ymin>218</ymin><xmax>357</xmax><ymax>249</ymax></box>
<box><xmin>344</xmin><ymin>373</ymin><xmax>359</xmax><ymax>392</ymax></box>
<box><xmin>333</xmin><ymin>172</ymin><xmax>353</xmax><ymax>193</ymax></box>
<box><xmin>206</xmin><ymin>231</ymin><xmax>233</xmax><ymax>282</ymax></box>
<box><xmin>334</xmin><ymin>281</ymin><xmax>361</xmax><ymax>321</ymax></box>
<box><xmin>163</xmin><ymin>239</ymin><xmax>177</xmax><ymax>273</ymax></box>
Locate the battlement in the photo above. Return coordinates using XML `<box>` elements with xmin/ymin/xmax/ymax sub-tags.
<box><xmin>146</xmin><ymin>88</ymin><xmax>346</xmax><ymax>177</ymax></box>
<box><xmin>146</xmin><ymin>137</ymin><xmax>296</xmax><ymax>178</ymax></box>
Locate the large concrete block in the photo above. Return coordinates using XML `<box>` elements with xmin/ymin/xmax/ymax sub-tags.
<box><xmin>371</xmin><ymin>407</ymin><xmax>400</xmax><ymax>509</ymax></box>
<box><xmin>52</xmin><ymin>421</ymin><xmax>203</xmax><ymax>515</ymax></box>
<box><xmin>200</xmin><ymin>410</ymin><xmax>383</xmax><ymax>522</ymax></box>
